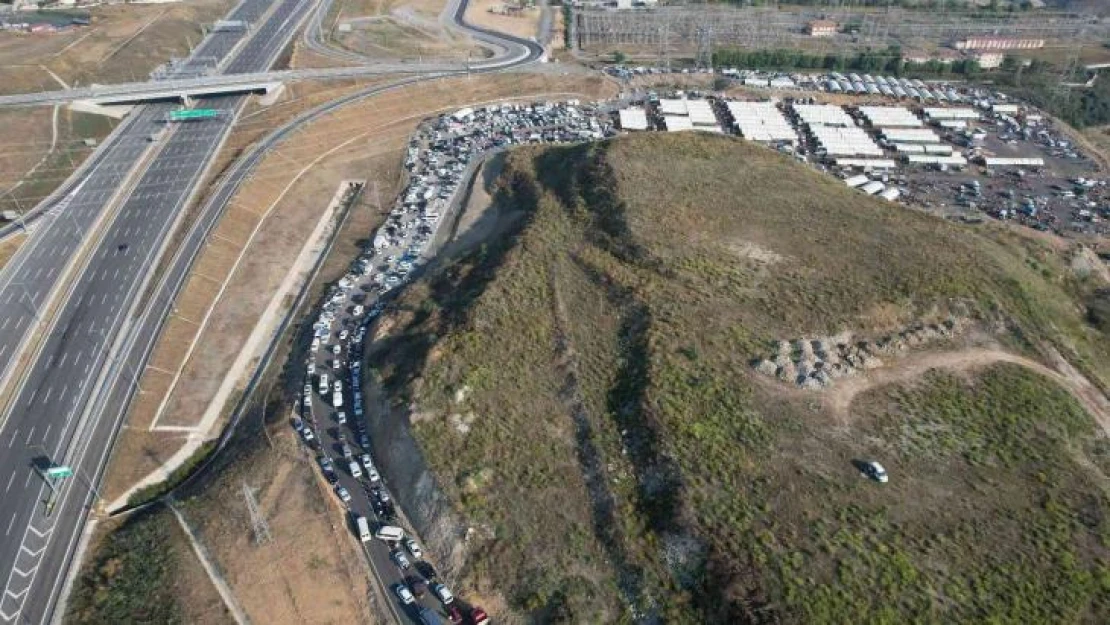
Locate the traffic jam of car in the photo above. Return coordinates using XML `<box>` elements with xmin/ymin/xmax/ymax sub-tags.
<box><xmin>290</xmin><ymin>101</ymin><xmax>612</xmax><ymax>623</ymax></box>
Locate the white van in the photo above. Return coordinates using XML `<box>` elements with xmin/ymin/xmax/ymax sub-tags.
<box><xmin>375</xmin><ymin>525</ymin><xmax>404</xmax><ymax>542</ymax></box>
<box><xmin>355</xmin><ymin>515</ymin><xmax>371</xmax><ymax>542</ymax></box>
<box><xmin>318</xmin><ymin>373</ymin><xmax>329</xmax><ymax>395</ymax></box>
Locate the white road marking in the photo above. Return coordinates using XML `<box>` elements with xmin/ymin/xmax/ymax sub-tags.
<box><xmin>24</xmin><ymin>427</ymin><xmax>34</xmax><ymax>445</ymax></box>
<box><xmin>42</xmin><ymin>423</ymin><xmax>52</xmax><ymax>442</ymax></box>
<box><xmin>4</xmin><ymin>473</ymin><xmax>14</xmax><ymax>494</ymax></box>
<box><xmin>4</xmin><ymin>514</ymin><xmax>14</xmax><ymax>537</ymax></box>
<box><xmin>7</xmin><ymin>432</ymin><xmax>15</xmax><ymax>448</ymax></box>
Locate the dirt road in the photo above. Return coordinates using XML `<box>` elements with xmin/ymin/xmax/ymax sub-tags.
<box><xmin>826</xmin><ymin>346</ymin><xmax>1110</xmax><ymax>436</ymax></box>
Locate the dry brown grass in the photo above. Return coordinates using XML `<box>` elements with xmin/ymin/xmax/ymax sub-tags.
<box><xmin>0</xmin><ymin>0</ymin><xmax>235</xmax><ymax>94</ymax></box>
<box><xmin>0</xmin><ymin>107</ymin><xmax>116</xmax><ymax>216</ymax></box>
<box><xmin>178</xmin><ymin>429</ymin><xmax>376</xmax><ymax>625</ymax></box>
<box><xmin>0</xmin><ymin>234</ymin><xmax>25</xmax><ymax>270</ymax></box>
<box><xmin>465</xmin><ymin>0</ymin><xmax>541</xmax><ymax>41</ymax></box>
<box><xmin>101</xmin><ymin>70</ymin><xmax>616</xmax><ymax>513</ymax></box>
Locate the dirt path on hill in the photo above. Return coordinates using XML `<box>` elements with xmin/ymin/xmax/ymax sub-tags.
<box><xmin>826</xmin><ymin>346</ymin><xmax>1110</xmax><ymax>436</ymax></box>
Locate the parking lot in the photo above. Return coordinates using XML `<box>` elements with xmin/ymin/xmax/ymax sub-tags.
<box><xmin>290</xmin><ymin>100</ymin><xmax>612</xmax><ymax>624</ymax></box>
<box><xmin>613</xmin><ymin>68</ymin><xmax>1108</xmax><ymax>238</ymax></box>
<box><xmin>288</xmin><ymin>80</ymin><xmax>1105</xmax><ymax>624</ymax></box>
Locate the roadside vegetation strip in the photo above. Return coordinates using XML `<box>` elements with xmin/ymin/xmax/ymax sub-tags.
<box><xmin>367</xmin><ymin>132</ymin><xmax>1110</xmax><ymax>621</ymax></box>
<box><xmin>112</xmin><ymin>182</ymin><xmax>365</xmax><ymax>516</ymax></box>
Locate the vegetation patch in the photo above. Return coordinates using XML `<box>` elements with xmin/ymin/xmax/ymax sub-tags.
<box><xmin>67</xmin><ymin>505</ymin><xmax>186</xmax><ymax>624</ymax></box>
<box><xmin>368</xmin><ymin>132</ymin><xmax>1110</xmax><ymax>622</ymax></box>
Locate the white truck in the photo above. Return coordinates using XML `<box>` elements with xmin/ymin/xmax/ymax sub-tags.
<box><xmin>355</xmin><ymin>515</ymin><xmax>371</xmax><ymax>542</ymax></box>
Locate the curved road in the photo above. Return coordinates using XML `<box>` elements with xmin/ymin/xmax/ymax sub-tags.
<box><xmin>0</xmin><ymin>1</ymin><xmax>542</xmax><ymax>624</ymax></box>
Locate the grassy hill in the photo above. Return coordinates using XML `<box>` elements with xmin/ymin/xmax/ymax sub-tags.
<box><xmin>367</xmin><ymin>132</ymin><xmax>1110</xmax><ymax>623</ymax></box>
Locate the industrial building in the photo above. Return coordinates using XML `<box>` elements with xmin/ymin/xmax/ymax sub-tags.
<box><xmin>953</xmin><ymin>37</ymin><xmax>1045</xmax><ymax>51</ymax></box>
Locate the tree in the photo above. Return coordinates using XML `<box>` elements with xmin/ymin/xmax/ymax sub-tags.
<box><xmin>612</xmin><ymin>50</ymin><xmax>626</xmax><ymax>64</ymax></box>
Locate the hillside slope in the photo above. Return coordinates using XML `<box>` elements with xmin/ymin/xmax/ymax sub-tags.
<box><xmin>366</xmin><ymin>133</ymin><xmax>1110</xmax><ymax>623</ymax></box>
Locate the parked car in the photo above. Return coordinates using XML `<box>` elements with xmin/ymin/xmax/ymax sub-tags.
<box><xmin>394</xmin><ymin>583</ymin><xmax>415</xmax><ymax>605</ymax></box>
<box><xmin>335</xmin><ymin>485</ymin><xmax>351</xmax><ymax>502</ymax></box>
<box><xmin>432</xmin><ymin>583</ymin><xmax>454</xmax><ymax>604</ymax></box>
<box><xmin>861</xmin><ymin>460</ymin><xmax>889</xmax><ymax>483</ymax></box>
<box><xmin>391</xmin><ymin>550</ymin><xmax>411</xmax><ymax>570</ymax></box>
<box><xmin>404</xmin><ymin>537</ymin><xmax>423</xmax><ymax>559</ymax></box>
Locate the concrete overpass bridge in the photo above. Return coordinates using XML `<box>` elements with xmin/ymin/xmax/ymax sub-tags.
<box><xmin>0</xmin><ymin>63</ymin><xmax>478</xmax><ymax>108</ymax></box>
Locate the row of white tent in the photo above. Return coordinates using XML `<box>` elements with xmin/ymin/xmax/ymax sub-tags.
<box><xmin>726</xmin><ymin>101</ymin><xmax>796</xmax><ymax>143</ymax></box>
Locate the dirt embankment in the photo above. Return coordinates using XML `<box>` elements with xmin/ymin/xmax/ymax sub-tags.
<box><xmin>359</xmin><ymin>153</ymin><xmax>518</xmax><ymax>581</ymax></box>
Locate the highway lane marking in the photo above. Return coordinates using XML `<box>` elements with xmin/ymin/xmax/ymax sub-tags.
<box><xmin>40</xmin><ymin>387</ymin><xmax>51</xmax><ymax>406</ymax></box>
<box><xmin>23</xmin><ymin>471</ymin><xmax>33</xmax><ymax>488</ymax></box>
<box><xmin>4</xmin><ymin>473</ymin><xmax>14</xmax><ymax>494</ymax></box>
<box><xmin>41</xmin><ymin>423</ymin><xmax>52</xmax><ymax>443</ymax></box>
<box><xmin>0</xmin><ymin>345</ymin><xmax>7</xmax><ymax>361</ymax></box>
<box><xmin>6</xmin><ymin>432</ymin><xmax>13</xmax><ymax>448</ymax></box>
<box><xmin>4</xmin><ymin>514</ymin><xmax>14</xmax><ymax>537</ymax></box>
<box><xmin>57</xmin><ymin>352</ymin><xmax>67</xmax><ymax>369</ymax></box>
<box><xmin>23</xmin><ymin>427</ymin><xmax>34</xmax><ymax>445</ymax></box>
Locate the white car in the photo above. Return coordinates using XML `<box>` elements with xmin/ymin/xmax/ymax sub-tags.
<box><xmin>348</xmin><ymin>460</ymin><xmax>362</xmax><ymax>478</ymax></box>
<box><xmin>404</xmin><ymin>537</ymin><xmax>423</xmax><ymax>559</ymax></box>
<box><xmin>432</xmin><ymin>583</ymin><xmax>454</xmax><ymax>605</ymax></box>
<box><xmin>311</xmin><ymin>337</ymin><xmax>320</xmax><ymax>352</ymax></box>
<box><xmin>306</xmin><ymin>362</ymin><xmax>315</xmax><ymax>376</ymax></box>
<box><xmin>332</xmin><ymin>392</ymin><xmax>343</xmax><ymax>408</ymax></box>
<box><xmin>335</xmin><ymin>411</ymin><xmax>347</xmax><ymax>425</ymax></box>
<box><xmin>394</xmin><ymin>584</ymin><xmax>415</xmax><ymax>605</ymax></box>
<box><xmin>339</xmin><ymin>329</ymin><xmax>349</xmax><ymax>341</ymax></box>
<box><xmin>366</xmin><ymin>465</ymin><xmax>380</xmax><ymax>483</ymax></box>
<box><xmin>318</xmin><ymin>373</ymin><xmax>329</xmax><ymax>394</ymax></box>
<box><xmin>390</xmin><ymin>550</ymin><xmax>411</xmax><ymax>570</ymax></box>
<box><xmin>335</xmin><ymin>485</ymin><xmax>351</xmax><ymax>502</ymax></box>
<box><xmin>302</xmin><ymin>428</ymin><xmax>315</xmax><ymax>442</ymax></box>
<box><xmin>332</xmin><ymin>344</ymin><xmax>342</xmax><ymax>355</ymax></box>
<box><xmin>333</xmin><ymin>380</ymin><xmax>342</xmax><ymax>394</ymax></box>
<box><xmin>861</xmin><ymin>460</ymin><xmax>889</xmax><ymax>483</ymax></box>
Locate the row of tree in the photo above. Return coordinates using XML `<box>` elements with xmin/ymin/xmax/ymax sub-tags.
<box><xmin>711</xmin><ymin>47</ymin><xmax>982</xmax><ymax>77</ymax></box>
<box><xmin>719</xmin><ymin>0</ymin><xmax>1035</xmax><ymax>10</ymax></box>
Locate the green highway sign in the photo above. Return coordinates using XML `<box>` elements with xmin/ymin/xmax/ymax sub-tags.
<box><xmin>169</xmin><ymin>108</ymin><xmax>220</xmax><ymax>122</ymax></box>
<box><xmin>45</xmin><ymin>466</ymin><xmax>73</xmax><ymax>479</ymax></box>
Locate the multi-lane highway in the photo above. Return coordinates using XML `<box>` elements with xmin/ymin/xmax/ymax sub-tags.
<box><xmin>0</xmin><ymin>0</ymin><xmax>320</xmax><ymax>622</ymax></box>
<box><xmin>0</xmin><ymin>0</ymin><xmax>543</xmax><ymax>622</ymax></box>
<box><xmin>0</xmin><ymin>0</ymin><xmax>542</xmax><ymax>108</ymax></box>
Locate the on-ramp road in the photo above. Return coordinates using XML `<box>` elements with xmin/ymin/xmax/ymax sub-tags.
<box><xmin>0</xmin><ymin>0</ymin><xmax>541</xmax><ymax>623</ymax></box>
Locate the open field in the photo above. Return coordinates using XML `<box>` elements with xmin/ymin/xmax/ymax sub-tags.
<box><xmin>0</xmin><ymin>107</ymin><xmax>117</xmax><ymax>218</ymax></box>
<box><xmin>174</xmin><ymin>429</ymin><xmax>377</xmax><ymax>625</ymax></box>
<box><xmin>465</xmin><ymin>0</ymin><xmax>541</xmax><ymax>42</ymax></box>
<box><xmin>365</xmin><ymin>132</ymin><xmax>1110</xmax><ymax>621</ymax></box>
<box><xmin>67</xmin><ymin>504</ymin><xmax>232</xmax><ymax>624</ymax></box>
<box><xmin>0</xmin><ymin>234</ymin><xmax>25</xmax><ymax>270</ymax></box>
<box><xmin>0</xmin><ymin>0</ymin><xmax>235</xmax><ymax>94</ymax></box>
<box><xmin>326</xmin><ymin>0</ymin><xmax>482</xmax><ymax>61</ymax></box>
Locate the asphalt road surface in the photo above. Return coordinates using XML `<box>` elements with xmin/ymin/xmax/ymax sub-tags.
<box><xmin>0</xmin><ymin>0</ymin><xmax>542</xmax><ymax>622</ymax></box>
<box><xmin>0</xmin><ymin>0</ymin><xmax>318</xmax><ymax>622</ymax></box>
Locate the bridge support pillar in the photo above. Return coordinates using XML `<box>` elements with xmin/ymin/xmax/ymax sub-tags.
<box><xmin>256</xmin><ymin>82</ymin><xmax>285</xmax><ymax>107</ymax></box>
<box><xmin>68</xmin><ymin>100</ymin><xmax>134</xmax><ymax>119</ymax></box>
